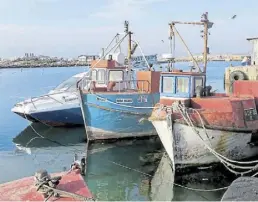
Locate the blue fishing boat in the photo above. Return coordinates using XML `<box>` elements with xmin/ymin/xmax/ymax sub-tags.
<box><xmin>78</xmin><ymin>21</ymin><xmax>160</xmax><ymax>139</ymax></box>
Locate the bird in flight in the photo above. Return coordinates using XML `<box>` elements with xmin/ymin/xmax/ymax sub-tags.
<box><xmin>231</xmin><ymin>15</ymin><xmax>237</xmax><ymax>19</ymax></box>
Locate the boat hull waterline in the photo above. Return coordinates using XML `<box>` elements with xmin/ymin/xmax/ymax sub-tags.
<box><xmin>152</xmin><ymin>120</ymin><xmax>258</xmax><ymax>166</ymax></box>
<box><xmin>12</xmin><ymin>96</ymin><xmax>84</xmax><ymax>126</ymax></box>
<box><xmin>80</xmin><ymin>93</ymin><xmax>160</xmax><ymax>140</ymax></box>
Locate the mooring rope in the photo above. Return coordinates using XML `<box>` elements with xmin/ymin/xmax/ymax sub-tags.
<box><xmin>21</xmin><ymin>104</ymin><xmax>228</xmax><ymax>194</ymax></box>
<box><xmin>110</xmin><ymin>160</ymin><xmax>228</xmax><ymax>192</ymax></box>
<box><xmin>173</xmin><ymin>102</ymin><xmax>258</xmax><ymax>175</ymax></box>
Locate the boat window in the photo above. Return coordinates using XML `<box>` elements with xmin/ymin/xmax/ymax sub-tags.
<box><xmin>91</xmin><ymin>70</ymin><xmax>97</xmax><ymax>81</ymax></box>
<box><xmin>109</xmin><ymin>70</ymin><xmax>124</xmax><ymax>82</ymax></box>
<box><xmin>97</xmin><ymin>69</ymin><xmax>105</xmax><ymax>84</ymax></box>
<box><xmin>176</xmin><ymin>77</ymin><xmax>189</xmax><ymax>93</ymax></box>
<box><xmin>162</xmin><ymin>77</ymin><xmax>174</xmax><ymax>93</ymax></box>
<box><xmin>54</xmin><ymin>76</ymin><xmax>82</xmax><ymax>91</ymax></box>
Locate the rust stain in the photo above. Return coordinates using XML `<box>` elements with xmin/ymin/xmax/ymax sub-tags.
<box><xmin>214</xmin><ymin>131</ymin><xmax>229</xmax><ymax>154</ymax></box>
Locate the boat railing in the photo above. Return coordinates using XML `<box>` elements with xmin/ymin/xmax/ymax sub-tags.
<box><xmin>25</xmin><ymin>78</ymin><xmax>149</xmax><ymax>110</ymax></box>
<box><xmin>26</xmin><ymin>72</ymin><xmax>92</xmax><ymax>109</ymax></box>
<box><xmin>79</xmin><ymin>79</ymin><xmax>150</xmax><ymax>93</ymax></box>
<box><xmin>115</xmin><ymin>80</ymin><xmax>150</xmax><ymax>93</ymax></box>
<box><xmin>27</xmin><ymin>92</ymin><xmax>73</xmax><ymax>109</ymax></box>
<box><xmin>27</xmin><ymin>78</ymin><xmax>91</xmax><ymax>108</ymax></box>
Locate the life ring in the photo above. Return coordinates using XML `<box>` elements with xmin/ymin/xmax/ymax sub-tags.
<box><xmin>229</xmin><ymin>71</ymin><xmax>245</xmax><ymax>83</ymax></box>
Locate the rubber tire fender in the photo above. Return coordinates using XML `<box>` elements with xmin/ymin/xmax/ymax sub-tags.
<box><xmin>229</xmin><ymin>70</ymin><xmax>245</xmax><ymax>82</ymax></box>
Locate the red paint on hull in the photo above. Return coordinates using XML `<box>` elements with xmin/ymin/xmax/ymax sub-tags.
<box><xmin>234</xmin><ymin>80</ymin><xmax>258</xmax><ymax>107</ymax></box>
<box><xmin>151</xmin><ymin>96</ymin><xmax>258</xmax><ymax>132</ymax></box>
<box><xmin>0</xmin><ymin>169</ymin><xmax>93</xmax><ymax>201</ymax></box>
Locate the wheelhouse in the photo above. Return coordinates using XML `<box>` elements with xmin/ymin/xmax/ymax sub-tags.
<box><xmin>84</xmin><ymin>55</ymin><xmax>130</xmax><ymax>92</ymax></box>
<box><xmin>160</xmin><ymin>71</ymin><xmax>206</xmax><ymax>98</ymax></box>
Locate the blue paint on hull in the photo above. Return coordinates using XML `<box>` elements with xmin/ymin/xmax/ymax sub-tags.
<box><xmin>29</xmin><ymin>107</ymin><xmax>84</xmax><ymax>126</ymax></box>
<box><xmin>81</xmin><ymin>93</ymin><xmax>160</xmax><ymax>138</ymax></box>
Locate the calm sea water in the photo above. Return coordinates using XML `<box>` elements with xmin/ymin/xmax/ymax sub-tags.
<box><xmin>0</xmin><ymin>61</ymin><xmax>241</xmax><ymax>200</ymax></box>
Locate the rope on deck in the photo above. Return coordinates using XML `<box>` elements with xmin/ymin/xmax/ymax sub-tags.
<box><xmin>34</xmin><ymin>170</ymin><xmax>95</xmax><ymax>201</ymax></box>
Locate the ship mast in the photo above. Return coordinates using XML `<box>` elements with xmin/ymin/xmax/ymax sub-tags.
<box><xmin>169</xmin><ymin>12</ymin><xmax>213</xmax><ymax>73</ymax></box>
<box><xmin>201</xmin><ymin>12</ymin><xmax>211</xmax><ymax>73</ymax></box>
<box><xmin>124</xmin><ymin>21</ymin><xmax>132</xmax><ymax>60</ymax></box>
<box><xmin>124</xmin><ymin>20</ymin><xmax>133</xmax><ymax>77</ymax></box>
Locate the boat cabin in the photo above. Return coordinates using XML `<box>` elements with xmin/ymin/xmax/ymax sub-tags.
<box><xmin>160</xmin><ymin>70</ymin><xmax>206</xmax><ymax>98</ymax></box>
<box><xmin>85</xmin><ymin>53</ymin><xmax>130</xmax><ymax>92</ymax></box>
<box><xmin>81</xmin><ymin>53</ymin><xmax>161</xmax><ymax>94</ymax></box>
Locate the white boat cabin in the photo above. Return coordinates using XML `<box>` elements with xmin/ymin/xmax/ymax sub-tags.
<box><xmin>160</xmin><ymin>70</ymin><xmax>207</xmax><ymax>98</ymax></box>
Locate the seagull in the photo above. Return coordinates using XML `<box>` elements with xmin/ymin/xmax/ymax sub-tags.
<box><xmin>231</xmin><ymin>15</ymin><xmax>237</xmax><ymax>19</ymax></box>
<box><xmin>161</xmin><ymin>40</ymin><xmax>164</xmax><ymax>43</ymax></box>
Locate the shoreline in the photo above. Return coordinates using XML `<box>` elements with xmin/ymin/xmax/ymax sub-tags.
<box><xmin>0</xmin><ymin>63</ymin><xmax>90</xmax><ymax>69</ymax></box>
<box><xmin>0</xmin><ymin>59</ymin><xmax>241</xmax><ymax>69</ymax></box>
<box><xmin>158</xmin><ymin>59</ymin><xmax>242</xmax><ymax>63</ymax></box>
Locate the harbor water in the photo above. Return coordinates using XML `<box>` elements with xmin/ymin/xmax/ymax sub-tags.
<box><xmin>0</xmin><ymin>62</ymin><xmax>241</xmax><ymax>200</ymax></box>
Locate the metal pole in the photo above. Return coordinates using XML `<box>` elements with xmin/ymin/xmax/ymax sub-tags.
<box><xmin>128</xmin><ymin>32</ymin><xmax>132</xmax><ymax>60</ymax></box>
<box><xmin>169</xmin><ymin>25</ymin><xmax>173</xmax><ymax>55</ymax></box>
<box><xmin>203</xmin><ymin>15</ymin><xmax>208</xmax><ymax>73</ymax></box>
<box><xmin>172</xmin><ymin>25</ymin><xmax>202</xmax><ymax>72</ymax></box>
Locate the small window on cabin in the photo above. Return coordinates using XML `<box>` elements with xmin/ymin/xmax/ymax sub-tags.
<box><xmin>176</xmin><ymin>77</ymin><xmax>189</xmax><ymax>93</ymax></box>
<box><xmin>97</xmin><ymin>70</ymin><xmax>105</xmax><ymax>84</ymax></box>
<box><xmin>91</xmin><ymin>70</ymin><xmax>97</xmax><ymax>81</ymax></box>
<box><xmin>162</xmin><ymin>77</ymin><xmax>174</xmax><ymax>93</ymax></box>
<box><xmin>195</xmin><ymin>78</ymin><xmax>203</xmax><ymax>89</ymax></box>
<box><xmin>109</xmin><ymin>70</ymin><xmax>124</xmax><ymax>82</ymax></box>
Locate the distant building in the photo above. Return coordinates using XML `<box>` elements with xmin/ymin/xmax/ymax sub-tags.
<box><xmin>86</xmin><ymin>55</ymin><xmax>98</xmax><ymax>63</ymax></box>
<box><xmin>78</xmin><ymin>55</ymin><xmax>98</xmax><ymax>63</ymax></box>
<box><xmin>38</xmin><ymin>55</ymin><xmax>51</xmax><ymax>61</ymax></box>
<box><xmin>247</xmin><ymin>37</ymin><xmax>258</xmax><ymax>65</ymax></box>
<box><xmin>78</xmin><ymin>55</ymin><xmax>87</xmax><ymax>62</ymax></box>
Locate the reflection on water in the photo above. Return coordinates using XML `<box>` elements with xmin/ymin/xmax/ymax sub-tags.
<box><xmin>8</xmin><ymin>123</ymin><xmax>168</xmax><ymax>200</ymax></box>
<box><xmin>13</xmin><ymin>123</ymin><xmax>87</xmax><ymax>149</ymax></box>
<box><xmin>2</xmin><ymin>122</ymin><xmax>234</xmax><ymax>201</ymax></box>
<box><xmin>151</xmin><ymin>153</ymin><xmax>174</xmax><ymax>201</ymax></box>
<box><xmin>173</xmin><ymin>167</ymin><xmax>232</xmax><ymax>201</ymax></box>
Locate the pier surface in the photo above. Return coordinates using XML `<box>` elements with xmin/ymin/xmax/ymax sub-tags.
<box><xmin>221</xmin><ymin>177</ymin><xmax>258</xmax><ymax>201</ymax></box>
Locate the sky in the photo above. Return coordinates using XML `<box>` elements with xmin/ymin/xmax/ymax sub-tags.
<box><xmin>0</xmin><ymin>0</ymin><xmax>258</xmax><ymax>58</ymax></box>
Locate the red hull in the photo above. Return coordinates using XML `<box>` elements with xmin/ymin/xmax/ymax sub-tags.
<box><xmin>0</xmin><ymin>169</ymin><xmax>93</xmax><ymax>201</ymax></box>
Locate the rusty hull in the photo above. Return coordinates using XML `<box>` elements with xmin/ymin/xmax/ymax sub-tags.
<box><xmin>150</xmin><ymin>96</ymin><xmax>258</xmax><ymax>132</ymax></box>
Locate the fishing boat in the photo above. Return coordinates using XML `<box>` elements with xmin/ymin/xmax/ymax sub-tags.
<box><xmin>11</xmin><ymin>57</ymin><xmax>151</xmax><ymax>127</ymax></box>
<box><xmin>78</xmin><ymin>21</ymin><xmax>160</xmax><ymax>140</ymax></box>
<box><xmin>0</xmin><ymin>157</ymin><xmax>94</xmax><ymax>201</ymax></box>
<box><xmin>11</xmin><ymin>72</ymin><xmax>89</xmax><ymax>126</ymax></box>
<box><xmin>149</xmin><ymin>12</ymin><xmax>258</xmax><ymax>167</ymax></box>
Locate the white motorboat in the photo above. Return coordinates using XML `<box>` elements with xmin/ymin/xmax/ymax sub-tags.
<box><xmin>11</xmin><ymin>72</ymin><xmax>89</xmax><ymax>126</ymax></box>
